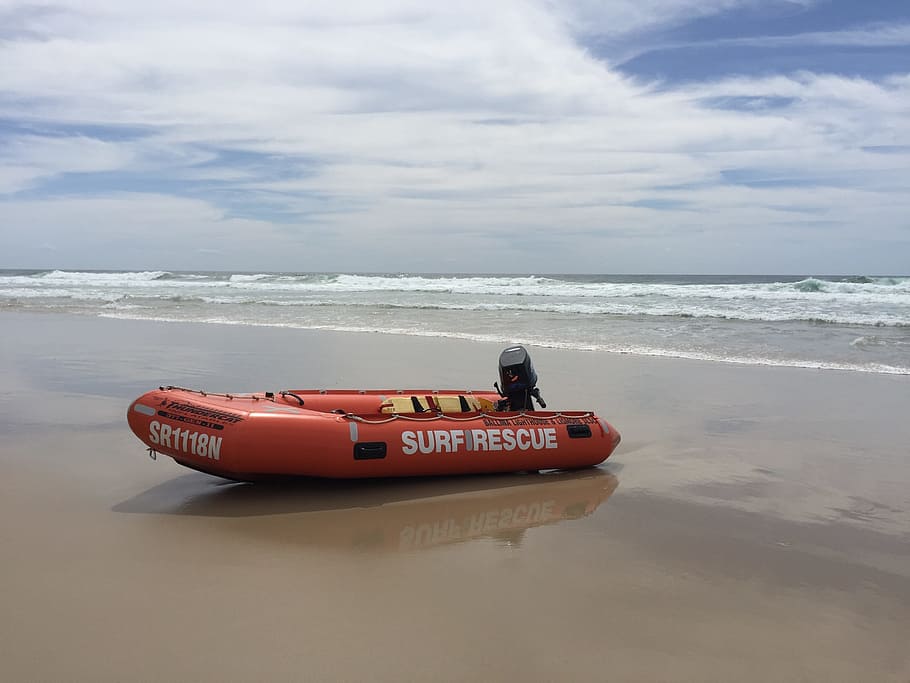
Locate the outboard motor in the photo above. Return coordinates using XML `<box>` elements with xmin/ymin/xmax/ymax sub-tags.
<box><xmin>495</xmin><ymin>345</ymin><xmax>546</xmax><ymax>410</ymax></box>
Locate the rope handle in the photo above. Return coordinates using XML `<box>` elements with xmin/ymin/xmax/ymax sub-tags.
<box><xmin>344</xmin><ymin>411</ymin><xmax>593</xmax><ymax>424</ymax></box>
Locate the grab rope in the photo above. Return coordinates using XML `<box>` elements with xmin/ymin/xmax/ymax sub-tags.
<box><xmin>156</xmin><ymin>387</ymin><xmax>592</xmax><ymax>424</ymax></box>
<box><xmin>160</xmin><ymin>386</ymin><xmax>271</xmax><ymax>401</ymax></box>
<box><xmin>343</xmin><ymin>411</ymin><xmax>593</xmax><ymax>425</ymax></box>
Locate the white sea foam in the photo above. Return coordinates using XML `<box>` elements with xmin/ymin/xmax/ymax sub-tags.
<box><xmin>4</xmin><ymin>272</ymin><xmax>909</xmax><ymax>324</ymax></box>
<box><xmin>6</xmin><ymin>270</ymin><xmax>909</xmax><ymax>375</ymax></box>
<box><xmin>6</xmin><ymin>270</ymin><xmax>908</xmax><ymax>308</ymax></box>
<box><xmin>850</xmin><ymin>335</ymin><xmax>908</xmax><ymax>348</ymax></box>
<box><xmin>228</xmin><ymin>273</ymin><xmax>273</xmax><ymax>282</ymax></box>
<box><xmin>39</xmin><ymin>270</ymin><xmax>172</xmax><ymax>284</ymax></box>
<box><xmin>0</xmin><ymin>287</ymin><xmax>125</xmax><ymax>302</ymax></box>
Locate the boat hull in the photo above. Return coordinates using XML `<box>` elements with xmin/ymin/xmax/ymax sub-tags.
<box><xmin>127</xmin><ymin>387</ymin><xmax>621</xmax><ymax>480</ymax></box>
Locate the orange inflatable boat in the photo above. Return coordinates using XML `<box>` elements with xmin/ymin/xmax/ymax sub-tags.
<box><xmin>126</xmin><ymin>346</ymin><xmax>621</xmax><ymax>481</ymax></box>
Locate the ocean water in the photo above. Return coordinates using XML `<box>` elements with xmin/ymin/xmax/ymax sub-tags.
<box><xmin>1</xmin><ymin>270</ymin><xmax>908</xmax><ymax>375</ymax></box>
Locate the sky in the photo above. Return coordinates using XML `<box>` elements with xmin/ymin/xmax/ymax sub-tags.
<box><xmin>1</xmin><ymin>0</ymin><xmax>908</xmax><ymax>274</ymax></box>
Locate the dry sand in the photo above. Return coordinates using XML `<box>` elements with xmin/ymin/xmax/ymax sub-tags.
<box><xmin>1</xmin><ymin>312</ymin><xmax>909</xmax><ymax>682</ymax></box>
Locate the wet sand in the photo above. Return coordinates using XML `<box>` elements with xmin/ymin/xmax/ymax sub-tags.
<box><xmin>1</xmin><ymin>312</ymin><xmax>909</xmax><ymax>681</ymax></box>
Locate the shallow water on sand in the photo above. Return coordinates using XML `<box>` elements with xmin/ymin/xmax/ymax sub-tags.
<box><xmin>1</xmin><ymin>313</ymin><xmax>908</xmax><ymax>681</ymax></box>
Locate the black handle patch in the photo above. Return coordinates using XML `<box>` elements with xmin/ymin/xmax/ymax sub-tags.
<box><xmin>354</xmin><ymin>442</ymin><xmax>387</xmax><ymax>460</ymax></box>
<box><xmin>566</xmin><ymin>424</ymin><xmax>592</xmax><ymax>439</ymax></box>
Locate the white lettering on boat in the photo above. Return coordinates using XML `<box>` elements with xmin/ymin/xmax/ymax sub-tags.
<box><xmin>401</xmin><ymin>427</ymin><xmax>557</xmax><ymax>455</ymax></box>
<box><xmin>149</xmin><ymin>420</ymin><xmax>222</xmax><ymax>460</ymax></box>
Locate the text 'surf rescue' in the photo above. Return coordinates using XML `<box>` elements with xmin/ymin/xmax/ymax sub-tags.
<box><xmin>401</xmin><ymin>427</ymin><xmax>558</xmax><ymax>455</ymax></box>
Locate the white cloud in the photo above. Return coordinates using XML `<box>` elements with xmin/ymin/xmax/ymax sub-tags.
<box><xmin>0</xmin><ymin>134</ymin><xmax>142</xmax><ymax>192</ymax></box>
<box><xmin>689</xmin><ymin>22</ymin><xmax>910</xmax><ymax>50</ymax></box>
<box><xmin>545</xmin><ymin>0</ymin><xmax>766</xmax><ymax>38</ymax></box>
<box><xmin>0</xmin><ymin>0</ymin><xmax>907</xmax><ymax>273</ymax></box>
<box><xmin>0</xmin><ymin>194</ymin><xmax>285</xmax><ymax>269</ymax></box>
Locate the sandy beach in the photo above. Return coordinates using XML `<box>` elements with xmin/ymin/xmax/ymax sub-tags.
<box><xmin>1</xmin><ymin>311</ymin><xmax>909</xmax><ymax>682</ymax></box>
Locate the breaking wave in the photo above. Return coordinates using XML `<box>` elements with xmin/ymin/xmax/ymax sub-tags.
<box><xmin>3</xmin><ymin>270</ymin><xmax>909</xmax><ymax>375</ymax></box>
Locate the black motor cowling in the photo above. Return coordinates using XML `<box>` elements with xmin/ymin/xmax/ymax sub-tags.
<box><xmin>496</xmin><ymin>345</ymin><xmax>546</xmax><ymax>410</ymax></box>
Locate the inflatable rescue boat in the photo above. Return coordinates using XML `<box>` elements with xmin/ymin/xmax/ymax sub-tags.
<box><xmin>126</xmin><ymin>346</ymin><xmax>621</xmax><ymax>481</ymax></box>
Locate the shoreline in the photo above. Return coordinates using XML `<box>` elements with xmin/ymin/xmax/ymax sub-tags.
<box><xmin>98</xmin><ymin>310</ymin><xmax>909</xmax><ymax>375</ymax></box>
<box><xmin>6</xmin><ymin>306</ymin><xmax>909</xmax><ymax>376</ymax></box>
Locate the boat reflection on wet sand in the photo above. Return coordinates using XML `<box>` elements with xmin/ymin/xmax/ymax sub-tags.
<box><xmin>115</xmin><ymin>468</ymin><xmax>618</xmax><ymax>553</ymax></box>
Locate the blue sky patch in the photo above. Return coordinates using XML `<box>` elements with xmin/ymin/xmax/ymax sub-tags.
<box><xmin>630</xmin><ymin>198</ymin><xmax>692</xmax><ymax>211</ymax></box>
<box><xmin>0</xmin><ymin>118</ymin><xmax>151</xmax><ymax>142</ymax></box>
<box><xmin>619</xmin><ymin>43</ymin><xmax>909</xmax><ymax>83</ymax></box>
<box><xmin>698</xmin><ymin>95</ymin><xmax>798</xmax><ymax>111</ymax></box>
<box><xmin>585</xmin><ymin>0</ymin><xmax>910</xmax><ymax>83</ymax></box>
<box><xmin>720</xmin><ymin>168</ymin><xmax>848</xmax><ymax>189</ymax></box>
